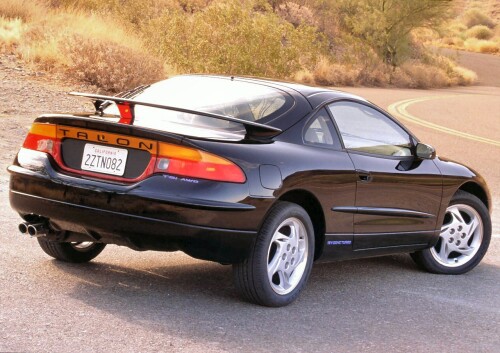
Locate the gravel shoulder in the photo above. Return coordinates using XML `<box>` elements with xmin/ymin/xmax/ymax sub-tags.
<box><xmin>0</xmin><ymin>54</ymin><xmax>93</xmax><ymax>176</ymax></box>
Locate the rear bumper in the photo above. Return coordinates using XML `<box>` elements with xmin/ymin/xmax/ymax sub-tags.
<box><xmin>8</xmin><ymin>150</ymin><xmax>266</xmax><ymax>263</ymax></box>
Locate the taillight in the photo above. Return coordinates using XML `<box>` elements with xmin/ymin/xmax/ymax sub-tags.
<box><xmin>21</xmin><ymin>123</ymin><xmax>245</xmax><ymax>184</ymax></box>
<box><xmin>22</xmin><ymin>123</ymin><xmax>58</xmax><ymax>155</ymax></box>
<box><xmin>155</xmin><ymin>142</ymin><xmax>246</xmax><ymax>183</ymax></box>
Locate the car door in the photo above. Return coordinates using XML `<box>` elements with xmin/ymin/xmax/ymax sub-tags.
<box><xmin>300</xmin><ymin>108</ymin><xmax>357</xmax><ymax>256</ymax></box>
<box><xmin>327</xmin><ymin>100</ymin><xmax>443</xmax><ymax>250</ymax></box>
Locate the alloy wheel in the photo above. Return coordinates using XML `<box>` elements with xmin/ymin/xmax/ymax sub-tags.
<box><xmin>267</xmin><ymin>217</ymin><xmax>309</xmax><ymax>295</ymax></box>
<box><xmin>430</xmin><ymin>204</ymin><xmax>483</xmax><ymax>267</ymax></box>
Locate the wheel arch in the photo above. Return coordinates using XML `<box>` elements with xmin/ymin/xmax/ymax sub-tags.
<box><xmin>278</xmin><ymin>189</ymin><xmax>325</xmax><ymax>260</ymax></box>
<box><xmin>458</xmin><ymin>181</ymin><xmax>490</xmax><ymax>210</ymax></box>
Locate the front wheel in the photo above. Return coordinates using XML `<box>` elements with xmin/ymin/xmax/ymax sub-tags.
<box><xmin>411</xmin><ymin>191</ymin><xmax>491</xmax><ymax>274</ymax></box>
<box><xmin>233</xmin><ymin>202</ymin><xmax>314</xmax><ymax>307</ymax></box>
<box><xmin>37</xmin><ymin>238</ymin><xmax>106</xmax><ymax>263</ymax></box>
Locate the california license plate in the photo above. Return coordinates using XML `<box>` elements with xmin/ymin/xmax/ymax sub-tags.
<box><xmin>81</xmin><ymin>144</ymin><xmax>128</xmax><ymax>176</ymax></box>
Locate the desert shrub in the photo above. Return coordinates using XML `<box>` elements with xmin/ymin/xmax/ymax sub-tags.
<box><xmin>21</xmin><ymin>37</ymin><xmax>62</xmax><ymax>71</ymax></box>
<box><xmin>312</xmin><ymin>57</ymin><xmax>358</xmax><ymax>87</ymax></box>
<box><xmin>449</xmin><ymin>22</ymin><xmax>468</xmax><ymax>33</ymax></box>
<box><xmin>390</xmin><ymin>67</ymin><xmax>413</xmax><ymax>88</ymax></box>
<box><xmin>293</xmin><ymin>69</ymin><xmax>315</xmax><ymax>84</ymax></box>
<box><xmin>115</xmin><ymin>0</ymin><xmax>180</xmax><ymax>29</ymax></box>
<box><xmin>462</xmin><ymin>9</ymin><xmax>495</xmax><ymax>29</ymax></box>
<box><xmin>452</xmin><ymin>66</ymin><xmax>477</xmax><ymax>86</ymax></box>
<box><xmin>144</xmin><ymin>0</ymin><xmax>326</xmax><ymax>78</ymax></box>
<box><xmin>64</xmin><ymin>36</ymin><xmax>165</xmax><ymax>92</ymax></box>
<box><xmin>464</xmin><ymin>38</ymin><xmax>500</xmax><ymax>53</ymax></box>
<box><xmin>276</xmin><ymin>2</ymin><xmax>316</xmax><ymax>27</ymax></box>
<box><xmin>0</xmin><ymin>17</ymin><xmax>24</xmax><ymax>52</ymax></box>
<box><xmin>0</xmin><ymin>0</ymin><xmax>46</xmax><ymax>21</ymax></box>
<box><xmin>465</xmin><ymin>25</ymin><xmax>494</xmax><ymax>40</ymax></box>
<box><xmin>6</xmin><ymin>3</ymin><xmax>167</xmax><ymax>91</ymax></box>
<box><xmin>399</xmin><ymin>61</ymin><xmax>451</xmax><ymax>89</ymax></box>
<box><xmin>442</xmin><ymin>36</ymin><xmax>464</xmax><ymax>47</ymax></box>
<box><xmin>178</xmin><ymin>0</ymin><xmax>212</xmax><ymax>12</ymax></box>
<box><xmin>477</xmin><ymin>41</ymin><xmax>500</xmax><ymax>54</ymax></box>
<box><xmin>339</xmin><ymin>0</ymin><xmax>453</xmax><ymax>67</ymax></box>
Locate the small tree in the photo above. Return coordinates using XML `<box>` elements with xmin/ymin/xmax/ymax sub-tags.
<box><xmin>341</xmin><ymin>0</ymin><xmax>453</xmax><ymax>67</ymax></box>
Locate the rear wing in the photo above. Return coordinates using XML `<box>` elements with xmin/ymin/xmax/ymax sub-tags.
<box><xmin>69</xmin><ymin>92</ymin><xmax>282</xmax><ymax>139</ymax></box>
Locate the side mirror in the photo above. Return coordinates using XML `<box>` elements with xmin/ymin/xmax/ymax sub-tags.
<box><xmin>416</xmin><ymin>143</ymin><xmax>436</xmax><ymax>160</ymax></box>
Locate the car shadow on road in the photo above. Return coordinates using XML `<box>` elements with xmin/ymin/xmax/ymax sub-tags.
<box><xmin>49</xmin><ymin>253</ymin><xmax>420</xmax><ymax>304</ymax></box>
<box><xmin>44</xmin><ymin>253</ymin><xmax>499</xmax><ymax>351</ymax></box>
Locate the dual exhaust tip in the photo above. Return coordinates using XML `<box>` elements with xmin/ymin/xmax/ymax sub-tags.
<box><xmin>19</xmin><ymin>222</ymin><xmax>49</xmax><ymax>237</ymax></box>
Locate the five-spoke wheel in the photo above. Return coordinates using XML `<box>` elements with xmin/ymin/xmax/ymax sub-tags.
<box><xmin>267</xmin><ymin>217</ymin><xmax>309</xmax><ymax>295</ymax></box>
<box><xmin>431</xmin><ymin>204</ymin><xmax>483</xmax><ymax>267</ymax></box>
<box><xmin>411</xmin><ymin>190</ymin><xmax>491</xmax><ymax>274</ymax></box>
<box><xmin>233</xmin><ymin>202</ymin><xmax>314</xmax><ymax>307</ymax></box>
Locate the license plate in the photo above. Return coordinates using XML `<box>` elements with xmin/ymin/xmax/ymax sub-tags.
<box><xmin>81</xmin><ymin>144</ymin><xmax>128</xmax><ymax>176</ymax></box>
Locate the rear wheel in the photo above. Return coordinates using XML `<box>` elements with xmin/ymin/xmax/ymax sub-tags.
<box><xmin>411</xmin><ymin>191</ymin><xmax>491</xmax><ymax>274</ymax></box>
<box><xmin>233</xmin><ymin>202</ymin><xmax>314</xmax><ymax>307</ymax></box>
<box><xmin>37</xmin><ymin>238</ymin><xmax>106</xmax><ymax>263</ymax></box>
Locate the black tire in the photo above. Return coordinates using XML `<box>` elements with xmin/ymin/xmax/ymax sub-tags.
<box><xmin>37</xmin><ymin>238</ymin><xmax>106</xmax><ymax>263</ymax></box>
<box><xmin>411</xmin><ymin>190</ymin><xmax>491</xmax><ymax>274</ymax></box>
<box><xmin>233</xmin><ymin>201</ymin><xmax>315</xmax><ymax>307</ymax></box>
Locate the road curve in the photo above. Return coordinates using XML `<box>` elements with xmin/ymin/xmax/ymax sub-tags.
<box><xmin>388</xmin><ymin>95</ymin><xmax>500</xmax><ymax>147</ymax></box>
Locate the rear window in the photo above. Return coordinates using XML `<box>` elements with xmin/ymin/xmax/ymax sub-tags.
<box><xmin>103</xmin><ymin>76</ymin><xmax>292</xmax><ymax>139</ymax></box>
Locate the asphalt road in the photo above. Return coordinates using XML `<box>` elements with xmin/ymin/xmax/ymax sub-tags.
<box><xmin>1</xmin><ymin>54</ymin><xmax>499</xmax><ymax>352</ymax></box>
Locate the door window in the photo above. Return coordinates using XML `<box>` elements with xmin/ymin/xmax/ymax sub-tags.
<box><xmin>328</xmin><ymin>101</ymin><xmax>412</xmax><ymax>157</ymax></box>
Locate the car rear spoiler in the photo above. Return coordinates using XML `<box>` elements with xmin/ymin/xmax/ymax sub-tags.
<box><xmin>69</xmin><ymin>92</ymin><xmax>283</xmax><ymax>139</ymax></box>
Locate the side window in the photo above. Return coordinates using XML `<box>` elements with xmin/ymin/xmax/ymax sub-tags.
<box><xmin>304</xmin><ymin>108</ymin><xmax>337</xmax><ymax>147</ymax></box>
<box><xmin>328</xmin><ymin>102</ymin><xmax>412</xmax><ymax>157</ymax></box>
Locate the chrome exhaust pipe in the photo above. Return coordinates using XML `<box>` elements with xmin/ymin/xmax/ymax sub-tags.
<box><xmin>27</xmin><ymin>223</ymin><xmax>49</xmax><ymax>237</ymax></box>
<box><xmin>18</xmin><ymin>222</ymin><xmax>29</xmax><ymax>234</ymax></box>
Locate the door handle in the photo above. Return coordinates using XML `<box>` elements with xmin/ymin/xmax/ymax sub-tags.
<box><xmin>356</xmin><ymin>169</ymin><xmax>372</xmax><ymax>182</ymax></box>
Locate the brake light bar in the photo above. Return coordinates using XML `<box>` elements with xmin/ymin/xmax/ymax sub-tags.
<box><xmin>116</xmin><ymin>102</ymin><xmax>134</xmax><ymax>124</ymax></box>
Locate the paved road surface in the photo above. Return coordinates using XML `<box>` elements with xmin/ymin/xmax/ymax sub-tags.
<box><xmin>1</xmin><ymin>53</ymin><xmax>499</xmax><ymax>352</ymax></box>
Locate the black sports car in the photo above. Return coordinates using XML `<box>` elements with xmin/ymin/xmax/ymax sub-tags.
<box><xmin>9</xmin><ymin>75</ymin><xmax>492</xmax><ymax>307</ymax></box>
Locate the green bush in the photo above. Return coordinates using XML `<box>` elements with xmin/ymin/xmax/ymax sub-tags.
<box><xmin>463</xmin><ymin>9</ymin><xmax>495</xmax><ymax>29</ymax></box>
<box><xmin>465</xmin><ymin>25</ymin><xmax>494</xmax><ymax>40</ymax></box>
<box><xmin>143</xmin><ymin>0</ymin><xmax>326</xmax><ymax>78</ymax></box>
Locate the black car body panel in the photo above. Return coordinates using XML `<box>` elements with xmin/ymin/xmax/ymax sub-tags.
<box><xmin>8</xmin><ymin>75</ymin><xmax>491</xmax><ymax>265</ymax></box>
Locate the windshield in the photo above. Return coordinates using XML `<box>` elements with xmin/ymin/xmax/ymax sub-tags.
<box><xmin>103</xmin><ymin>76</ymin><xmax>292</xmax><ymax>139</ymax></box>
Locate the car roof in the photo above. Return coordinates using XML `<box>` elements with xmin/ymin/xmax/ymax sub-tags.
<box><xmin>213</xmin><ymin>75</ymin><xmax>366</xmax><ymax>107</ymax></box>
<box><xmin>179</xmin><ymin>75</ymin><xmax>367</xmax><ymax>131</ymax></box>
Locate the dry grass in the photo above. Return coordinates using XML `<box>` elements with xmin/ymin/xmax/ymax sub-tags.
<box><xmin>0</xmin><ymin>0</ymin><xmax>166</xmax><ymax>92</ymax></box>
<box><xmin>292</xmin><ymin>69</ymin><xmax>315</xmax><ymax>84</ymax></box>
<box><xmin>0</xmin><ymin>0</ymin><xmax>46</xmax><ymax>21</ymax></box>
<box><xmin>464</xmin><ymin>38</ymin><xmax>500</xmax><ymax>53</ymax></box>
<box><xmin>452</xmin><ymin>65</ymin><xmax>478</xmax><ymax>85</ymax></box>
<box><xmin>437</xmin><ymin>1</ymin><xmax>499</xmax><ymax>54</ymax></box>
<box><xmin>0</xmin><ymin>17</ymin><xmax>24</xmax><ymax>52</ymax></box>
<box><xmin>310</xmin><ymin>57</ymin><xmax>358</xmax><ymax>86</ymax></box>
